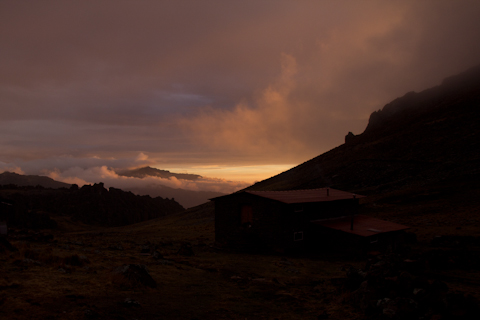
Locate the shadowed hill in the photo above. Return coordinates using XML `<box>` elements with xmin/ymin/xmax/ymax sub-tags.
<box><xmin>247</xmin><ymin>65</ymin><xmax>480</xmax><ymax>197</ymax></box>
<box><xmin>173</xmin><ymin>66</ymin><xmax>480</xmax><ymax>241</ymax></box>
<box><xmin>125</xmin><ymin>184</ymin><xmax>224</xmax><ymax>209</ymax></box>
<box><xmin>0</xmin><ymin>183</ymin><xmax>185</xmax><ymax>228</ymax></box>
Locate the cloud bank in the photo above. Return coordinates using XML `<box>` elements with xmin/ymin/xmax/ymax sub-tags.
<box><xmin>47</xmin><ymin>165</ymin><xmax>248</xmax><ymax>194</ymax></box>
<box><xmin>0</xmin><ymin>155</ymin><xmax>249</xmax><ymax>195</ymax></box>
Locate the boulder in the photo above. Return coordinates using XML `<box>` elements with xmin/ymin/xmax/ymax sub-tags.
<box><xmin>112</xmin><ymin>264</ymin><xmax>157</xmax><ymax>288</ymax></box>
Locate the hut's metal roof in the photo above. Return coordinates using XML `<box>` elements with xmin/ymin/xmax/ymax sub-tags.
<box><xmin>243</xmin><ymin>188</ymin><xmax>364</xmax><ymax>204</ymax></box>
<box><xmin>311</xmin><ymin>215</ymin><xmax>409</xmax><ymax>237</ymax></box>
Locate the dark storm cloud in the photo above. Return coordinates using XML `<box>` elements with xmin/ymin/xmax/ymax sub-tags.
<box><xmin>1</xmin><ymin>0</ymin><xmax>480</xmax><ymax>188</ymax></box>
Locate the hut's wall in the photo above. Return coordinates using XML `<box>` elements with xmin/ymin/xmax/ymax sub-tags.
<box><xmin>214</xmin><ymin>195</ymin><xmax>361</xmax><ymax>251</ymax></box>
<box><xmin>215</xmin><ymin>194</ymin><xmax>293</xmax><ymax>250</ymax></box>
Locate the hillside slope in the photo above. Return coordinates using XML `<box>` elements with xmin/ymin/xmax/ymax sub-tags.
<box><xmin>248</xmin><ymin>65</ymin><xmax>480</xmax><ymax>196</ymax></box>
<box><xmin>231</xmin><ymin>66</ymin><xmax>480</xmax><ymax>239</ymax></box>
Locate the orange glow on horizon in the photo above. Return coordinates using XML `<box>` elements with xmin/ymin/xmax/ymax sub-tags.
<box><xmin>157</xmin><ymin>164</ymin><xmax>295</xmax><ymax>184</ymax></box>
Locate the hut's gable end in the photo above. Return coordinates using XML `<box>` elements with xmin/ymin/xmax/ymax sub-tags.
<box><xmin>214</xmin><ymin>193</ymin><xmax>289</xmax><ymax>249</ymax></box>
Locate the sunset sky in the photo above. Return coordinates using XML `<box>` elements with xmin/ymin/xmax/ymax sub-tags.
<box><xmin>1</xmin><ymin>1</ymin><xmax>480</xmax><ymax>193</ymax></box>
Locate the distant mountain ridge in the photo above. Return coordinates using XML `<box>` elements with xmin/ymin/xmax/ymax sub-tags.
<box><xmin>0</xmin><ymin>169</ymin><xmax>223</xmax><ymax>209</ymax></box>
<box><xmin>117</xmin><ymin>166</ymin><xmax>202</xmax><ymax>181</ymax></box>
<box><xmin>116</xmin><ymin>166</ymin><xmax>225</xmax><ymax>208</ymax></box>
<box><xmin>0</xmin><ymin>171</ymin><xmax>71</xmax><ymax>189</ymax></box>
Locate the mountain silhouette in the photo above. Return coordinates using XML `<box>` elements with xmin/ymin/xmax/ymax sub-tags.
<box><xmin>0</xmin><ymin>171</ymin><xmax>71</xmax><ymax>189</ymax></box>
<box><xmin>247</xmin><ymin>65</ymin><xmax>480</xmax><ymax>197</ymax></box>
<box><xmin>116</xmin><ymin>166</ymin><xmax>224</xmax><ymax>208</ymax></box>
<box><xmin>182</xmin><ymin>64</ymin><xmax>478</xmax><ymax>227</ymax></box>
<box><xmin>0</xmin><ymin>169</ymin><xmax>224</xmax><ymax>209</ymax></box>
<box><xmin>117</xmin><ymin>166</ymin><xmax>201</xmax><ymax>181</ymax></box>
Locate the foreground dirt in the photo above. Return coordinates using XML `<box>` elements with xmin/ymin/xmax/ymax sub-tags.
<box><xmin>1</xmin><ymin>203</ymin><xmax>480</xmax><ymax>320</ymax></box>
<box><xmin>1</xmin><ymin>212</ymin><xmax>364</xmax><ymax>320</ymax></box>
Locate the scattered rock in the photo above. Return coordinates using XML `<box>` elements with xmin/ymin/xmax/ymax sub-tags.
<box><xmin>122</xmin><ymin>298</ymin><xmax>141</xmax><ymax>308</ymax></box>
<box><xmin>177</xmin><ymin>243</ymin><xmax>194</xmax><ymax>256</ymax></box>
<box><xmin>152</xmin><ymin>250</ymin><xmax>163</xmax><ymax>260</ymax></box>
<box><xmin>0</xmin><ymin>237</ymin><xmax>18</xmax><ymax>252</ymax></box>
<box><xmin>317</xmin><ymin>310</ymin><xmax>330</xmax><ymax>319</ymax></box>
<box><xmin>140</xmin><ymin>244</ymin><xmax>151</xmax><ymax>254</ymax></box>
<box><xmin>285</xmin><ymin>267</ymin><xmax>300</xmax><ymax>274</ymax></box>
<box><xmin>431</xmin><ymin>235</ymin><xmax>480</xmax><ymax>248</ymax></box>
<box><xmin>22</xmin><ymin>258</ymin><xmax>43</xmax><ymax>266</ymax></box>
<box><xmin>341</xmin><ymin>253</ymin><xmax>480</xmax><ymax>319</ymax></box>
<box><xmin>157</xmin><ymin>259</ymin><xmax>174</xmax><ymax>266</ymax></box>
<box><xmin>276</xmin><ymin>259</ymin><xmax>294</xmax><ymax>267</ymax></box>
<box><xmin>112</xmin><ymin>264</ymin><xmax>157</xmax><ymax>288</ymax></box>
<box><xmin>79</xmin><ymin>255</ymin><xmax>90</xmax><ymax>264</ymax></box>
<box><xmin>65</xmin><ymin>294</ymin><xmax>85</xmax><ymax>300</ymax></box>
<box><xmin>107</xmin><ymin>244</ymin><xmax>124</xmax><ymax>251</ymax></box>
<box><xmin>84</xmin><ymin>308</ymin><xmax>100</xmax><ymax>319</ymax></box>
<box><xmin>63</xmin><ymin>254</ymin><xmax>89</xmax><ymax>266</ymax></box>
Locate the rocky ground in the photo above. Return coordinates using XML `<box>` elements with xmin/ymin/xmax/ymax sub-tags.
<box><xmin>0</xmin><ymin>208</ymin><xmax>361</xmax><ymax>320</ymax></box>
<box><xmin>1</xmin><ymin>202</ymin><xmax>480</xmax><ymax>320</ymax></box>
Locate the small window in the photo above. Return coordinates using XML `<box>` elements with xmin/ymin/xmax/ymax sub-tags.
<box><xmin>240</xmin><ymin>205</ymin><xmax>253</xmax><ymax>225</ymax></box>
<box><xmin>294</xmin><ymin>231</ymin><xmax>303</xmax><ymax>241</ymax></box>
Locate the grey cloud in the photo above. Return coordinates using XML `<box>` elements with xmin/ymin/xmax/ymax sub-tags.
<box><xmin>7</xmin><ymin>154</ymin><xmax>152</xmax><ymax>175</ymax></box>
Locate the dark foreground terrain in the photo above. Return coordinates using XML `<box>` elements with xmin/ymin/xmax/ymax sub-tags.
<box><xmin>1</xmin><ymin>201</ymin><xmax>480</xmax><ymax>320</ymax></box>
<box><xmin>0</xmin><ymin>206</ymin><xmax>361</xmax><ymax>320</ymax></box>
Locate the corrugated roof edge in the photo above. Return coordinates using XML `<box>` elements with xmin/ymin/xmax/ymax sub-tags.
<box><xmin>210</xmin><ymin>188</ymin><xmax>365</xmax><ymax>204</ymax></box>
<box><xmin>311</xmin><ymin>214</ymin><xmax>409</xmax><ymax>237</ymax></box>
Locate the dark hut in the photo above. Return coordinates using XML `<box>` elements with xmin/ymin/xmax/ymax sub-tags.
<box><xmin>212</xmin><ymin>188</ymin><xmax>408</xmax><ymax>252</ymax></box>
